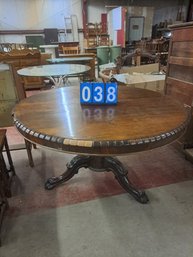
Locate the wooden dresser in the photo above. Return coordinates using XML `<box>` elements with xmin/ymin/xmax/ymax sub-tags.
<box><xmin>165</xmin><ymin>22</ymin><xmax>193</xmax><ymax>160</ymax></box>
<box><xmin>166</xmin><ymin>22</ymin><xmax>193</xmax><ymax>105</ymax></box>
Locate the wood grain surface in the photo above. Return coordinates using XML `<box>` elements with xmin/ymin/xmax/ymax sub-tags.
<box><xmin>13</xmin><ymin>86</ymin><xmax>190</xmax><ymax>155</ymax></box>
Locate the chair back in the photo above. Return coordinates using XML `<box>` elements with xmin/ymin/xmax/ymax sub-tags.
<box><xmin>61</xmin><ymin>46</ymin><xmax>79</xmax><ymax>55</ymax></box>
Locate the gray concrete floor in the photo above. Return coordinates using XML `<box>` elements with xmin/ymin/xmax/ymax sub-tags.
<box><xmin>1</xmin><ymin>180</ymin><xmax>193</xmax><ymax>257</ymax></box>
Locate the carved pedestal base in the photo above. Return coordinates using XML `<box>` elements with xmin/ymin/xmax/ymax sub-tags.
<box><xmin>45</xmin><ymin>156</ymin><xmax>148</xmax><ymax>204</ymax></box>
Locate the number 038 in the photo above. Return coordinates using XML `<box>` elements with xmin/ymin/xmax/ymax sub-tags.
<box><xmin>80</xmin><ymin>82</ymin><xmax>118</xmax><ymax>105</ymax></box>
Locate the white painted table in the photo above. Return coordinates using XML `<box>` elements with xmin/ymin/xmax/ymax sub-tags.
<box><xmin>17</xmin><ymin>64</ymin><xmax>91</xmax><ymax>88</ymax></box>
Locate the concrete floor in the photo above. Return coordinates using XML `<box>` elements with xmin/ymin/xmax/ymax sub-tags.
<box><xmin>1</xmin><ymin>142</ymin><xmax>193</xmax><ymax>257</ymax></box>
<box><xmin>1</xmin><ymin>180</ymin><xmax>193</xmax><ymax>257</ymax></box>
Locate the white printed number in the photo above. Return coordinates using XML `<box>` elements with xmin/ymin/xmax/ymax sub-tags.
<box><xmin>94</xmin><ymin>86</ymin><xmax>103</xmax><ymax>102</ymax></box>
<box><xmin>82</xmin><ymin>86</ymin><xmax>91</xmax><ymax>102</ymax></box>
<box><xmin>106</xmin><ymin>86</ymin><xmax>116</xmax><ymax>102</ymax></box>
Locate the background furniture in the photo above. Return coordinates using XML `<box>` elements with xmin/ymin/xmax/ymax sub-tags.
<box><xmin>0</xmin><ymin>62</ymin><xmax>35</xmax><ymax>167</ymax></box>
<box><xmin>57</xmin><ymin>53</ymin><xmax>96</xmax><ymax>81</ymax></box>
<box><xmin>25</xmin><ymin>35</ymin><xmax>45</xmax><ymax>49</ymax></box>
<box><xmin>0</xmin><ymin>64</ymin><xmax>24</xmax><ymax>127</ymax></box>
<box><xmin>39</xmin><ymin>44</ymin><xmax>58</xmax><ymax>58</ymax></box>
<box><xmin>54</xmin><ymin>42</ymin><xmax>80</xmax><ymax>55</ymax></box>
<box><xmin>165</xmin><ymin>22</ymin><xmax>193</xmax><ymax>105</ymax></box>
<box><xmin>0</xmin><ymin>43</ymin><xmax>33</xmax><ymax>52</ymax></box>
<box><xmin>0</xmin><ymin>49</ymin><xmax>43</xmax><ymax>90</ymax></box>
<box><xmin>44</xmin><ymin>28</ymin><xmax>58</xmax><ymax>44</ymax></box>
<box><xmin>84</xmin><ymin>22</ymin><xmax>110</xmax><ymax>54</ymax></box>
<box><xmin>99</xmin><ymin>63</ymin><xmax>164</xmax><ymax>92</ymax></box>
<box><xmin>47</xmin><ymin>56</ymin><xmax>95</xmax><ymax>82</ymax></box>
<box><xmin>165</xmin><ymin>21</ymin><xmax>193</xmax><ymax>161</ymax></box>
<box><xmin>0</xmin><ymin>129</ymin><xmax>15</xmax><ymax>246</ymax></box>
<box><xmin>17</xmin><ymin>64</ymin><xmax>91</xmax><ymax>88</ymax></box>
<box><xmin>61</xmin><ymin>45</ymin><xmax>79</xmax><ymax>55</ymax></box>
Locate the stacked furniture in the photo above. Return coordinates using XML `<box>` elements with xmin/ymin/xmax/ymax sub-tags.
<box><xmin>84</xmin><ymin>22</ymin><xmax>110</xmax><ymax>54</ymax></box>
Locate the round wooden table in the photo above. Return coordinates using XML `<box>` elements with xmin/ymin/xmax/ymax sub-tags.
<box><xmin>12</xmin><ymin>86</ymin><xmax>190</xmax><ymax>203</ymax></box>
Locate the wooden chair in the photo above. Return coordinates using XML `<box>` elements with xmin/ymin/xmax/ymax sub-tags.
<box><xmin>85</xmin><ymin>23</ymin><xmax>98</xmax><ymax>48</ymax></box>
<box><xmin>0</xmin><ymin>62</ymin><xmax>35</xmax><ymax>167</ymax></box>
<box><xmin>61</xmin><ymin>46</ymin><xmax>79</xmax><ymax>55</ymax></box>
<box><xmin>98</xmin><ymin>34</ymin><xmax>110</xmax><ymax>46</ymax></box>
<box><xmin>0</xmin><ymin>129</ymin><xmax>15</xmax><ymax>246</ymax></box>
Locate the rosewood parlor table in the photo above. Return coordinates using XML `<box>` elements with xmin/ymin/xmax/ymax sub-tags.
<box><xmin>12</xmin><ymin>86</ymin><xmax>190</xmax><ymax>203</ymax></box>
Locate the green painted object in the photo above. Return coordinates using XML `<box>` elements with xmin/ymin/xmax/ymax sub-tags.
<box><xmin>109</xmin><ymin>45</ymin><xmax>121</xmax><ymax>62</ymax></box>
<box><xmin>97</xmin><ymin>46</ymin><xmax>110</xmax><ymax>66</ymax></box>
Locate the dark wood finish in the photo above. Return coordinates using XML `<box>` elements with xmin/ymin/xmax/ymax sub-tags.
<box><xmin>13</xmin><ymin>85</ymin><xmax>190</xmax><ymax>201</ymax></box>
<box><xmin>12</xmin><ymin>87</ymin><xmax>189</xmax><ymax>203</ymax></box>
<box><xmin>0</xmin><ymin>129</ymin><xmax>15</xmax><ymax>246</ymax></box>
<box><xmin>187</xmin><ymin>1</ymin><xmax>193</xmax><ymax>21</ymax></box>
<box><xmin>13</xmin><ymin>87</ymin><xmax>189</xmax><ymax>155</ymax></box>
<box><xmin>166</xmin><ymin>22</ymin><xmax>193</xmax><ymax>102</ymax></box>
<box><xmin>165</xmin><ymin>22</ymin><xmax>193</xmax><ymax>152</ymax></box>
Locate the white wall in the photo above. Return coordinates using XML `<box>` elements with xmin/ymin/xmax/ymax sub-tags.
<box><xmin>0</xmin><ymin>0</ymin><xmax>82</xmax><ymax>30</ymax></box>
<box><xmin>87</xmin><ymin>1</ymin><xmax>107</xmax><ymax>23</ymax></box>
<box><xmin>0</xmin><ymin>0</ymin><xmax>83</xmax><ymax>44</ymax></box>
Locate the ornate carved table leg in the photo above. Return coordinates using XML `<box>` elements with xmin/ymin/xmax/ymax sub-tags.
<box><xmin>104</xmin><ymin>157</ymin><xmax>149</xmax><ymax>204</ymax></box>
<box><xmin>45</xmin><ymin>155</ymin><xmax>91</xmax><ymax>190</ymax></box>
<box><xmin>45</xmin><ymin>155</ymin><xmax>148</xmax><ymax>204</ymax></box>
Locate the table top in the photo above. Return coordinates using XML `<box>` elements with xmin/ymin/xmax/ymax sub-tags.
<box><xmin>13</xmin><ymin>86</ymin><xmax>190</xmax><ymax>156</ymax></box>
<box><xmin>47</xmin><ymin>57</ymin><xmax>93</xmax><ymax>64</ymax></box>
<box><xmin>17</xmin><ymin>64</ymin><xmax>91</xmax><ymax>77</ymax></box>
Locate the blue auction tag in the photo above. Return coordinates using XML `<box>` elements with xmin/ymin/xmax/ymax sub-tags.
<box><xmin>80</xmin><ymin>82</ymin><xmax>118</xmax><ymax>105</ymax></box>
<box><xmin>80</xmin><ymin>82</ymin><xmax>93</xmax><ymax>104</ymax></box>
<box><xmin>93</xmin><ymin>82</ymin><xmax>105</xmax><ymax>104</ymax></box>
<box><xmin>105</xmin><ymin>82</ymin><xmax>118</xmax><ymax>104</ymax></box>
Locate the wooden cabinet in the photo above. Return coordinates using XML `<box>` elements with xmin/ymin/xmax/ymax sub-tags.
<box><xmin>166</xmin><ymin>22</ymin><xmax>193</xmax><ymax>105</ymax></box>
<box><xmin>165</xmin><ymin>22</ymin><xmax>193</xmax><ymax>159</ymax></box>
